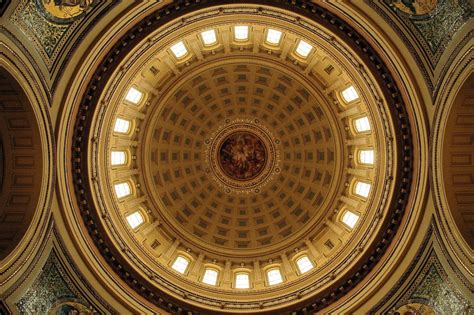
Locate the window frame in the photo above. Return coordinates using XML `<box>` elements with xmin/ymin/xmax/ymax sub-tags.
<box><xmin>340</xmin><ymin>209</ymin><xmax>360</xmax><ymax>230</ymax></box>
<box><xmin>353</xmin><ymin>180</ymin><xmax>372</xmax><ymax>199</ymax></box>
<box><xmin>234</xmin><ymin>271</ymin><xmax>251</xmax><ymax>289</ymax></box>
<box><xmin>266</xmin><ymin>267</ymin><xmax>284</xmax><ymax>286</ymax></box>
<box><xmin>171</xmin><ymin>255</ymin><xmax>191</xmax><ymax>274</ymax></box>
<box><xmin>125</xmin><ymin>210</ymin><xmax>145</xmax><ymax>230</ymax></box>
<box><xmin>123</xmin><ymin>86</ymin><xmax>144</xmax><ymax>106</ymax></box>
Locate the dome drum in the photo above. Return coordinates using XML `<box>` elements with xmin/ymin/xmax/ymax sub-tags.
<box><xmin>70</xmin><ymin>1</ymin><xmax>414</xmax><ymax>313</ymax></box>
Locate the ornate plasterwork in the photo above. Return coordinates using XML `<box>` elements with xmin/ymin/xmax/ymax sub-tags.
<box><xmin>9</xmin><ymin>0</ymin><xmax>112</xmax><ymax>73</ymax></box>
<box><xmin>15</xmin><ymin>251</ymin><xmax>93</xmax><ymax>314</ymax></box>
<box><xmin>385</xmin><ymin>0</ymin><xmax>470</xmax><ymax>56</ymax></box>
<box><xmin>367</xmin><ymin>0</ymin><xmax>472</xmax><ymax>98</ymax></box>
<box><xmin>372</xmin><ymin>222</ymin><xmax>473</xmax><ymax>314</ymax></box>
<box><xmin>205</xmin><ymin>118</ymin><xmax>281</xmax><ymax>194</ymax></box>
<box><xmin>70</xmin><ymin>0</ymin><xmax>414</xmax><ymax>313</ymax></box>
<box><xmin>11</xmin><ymin>0</ymin><xmax>78</xmax><ymax>66</ymax></box>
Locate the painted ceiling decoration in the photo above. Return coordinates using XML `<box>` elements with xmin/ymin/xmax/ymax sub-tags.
<box><xmin>0</xmin><ymin>0</ymin><xmax>471</xmax><ymax>314</ymax></box>
<box><xmin>368</xmin><ymin>0</ymin><xmax>472</xmax><ymax>97</ymax></box>
<box><xmin>372</xmin><ymin>222</ymin><xmax>473</xmax><ymax>314</ymax></box>
<box><xmin>71</xmin><ymin>0</ymin><xmax>414</xmax><ymax>313</ymax></box>
<box><xmin>9</xmin><ymin>0</ymin><xmax>115</xmax><ymax>91</ymax></box>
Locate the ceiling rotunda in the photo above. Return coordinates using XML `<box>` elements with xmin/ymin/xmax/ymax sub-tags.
<box><xmin>69</xmin><ymin>1</ymin><xmax>414</xmax><ymax>313</ymax></box>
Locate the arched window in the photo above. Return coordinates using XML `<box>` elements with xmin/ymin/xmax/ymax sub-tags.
<box><xmin>114</xmin><ymin>118</ymin><xmax>131</xmax><ymax>134</ymax></box>
<box><xmin>202</xmin><ymin>268</ymin><xmax>218</xmax><ymax>286</ymax></box>
<box><xmin>235</xmin><ymin>272</ymin><xmax>250</xmax><ymax>289</ymax></box>
<box><xmin>170</xmin><ymin>41</ymin><xmax>188</xmax><ymax>59</ymax></box>
<box><xmin>124</xmin><ymin>86</ymin><xmax>143</xmax><ymax>105</ymax></box>
<box><xmin>172</xmin><ymin>255</ymin><xmax>190</xmax><ymax>274</ymax></box>
<box><xmin>111</xmin><ymin>151</ymin><xmax>127</xmax><ymax>166</ymax></box>
<box><xmin>341</xmin><ymin>210</ymin><xmax>359</xmax><ymax>229</ymax></box>
<box><xmin>358</xmin><ymin>149</ymin><xmax>374</xmax><ymax>165</ymax></box>
<box><xmin>354</xmin><ymin>181</ymin><xmax>371</xmax><ymax>198</ymax></box>
<box><xmin>266</xmin><ymin>29</ymin><xmax>282</xmax><ymax>45</ymax></box>
<box><xmin>295</xmin><ymin>40</ymin><xmax>313</xmax><ymax>58</ymax></box>
<box><xmin>114</xmin><ymin>182</ymin><xmax>131</xmax><ymax>199</ymax></box>
<box><xmin>126</xmin><ymin>211</ymin><xmax>144</xmax><ymax>229</ymax></box>
<box><xmin>234</xmin><ymin>25</ymin><xmax>249</xmax><ymax>41</ymax></box>
<box><xmin>296</xmin><ymin>256</ymin><xmax>314</xmax><ymax>274</ymax></box>
<box><xmin>266</xmin><ymin>268</ymin><xmax>283</xmax><ymax>285</ymax></box>
<box><xmin>200</xmin><ymin>30</ymin><xmax>217</xmax><ymax>46</ymax></box>
<box><xmin>354</xmin><ymin>116</ymin><xmax>371</xmax><ymax>133</ymax></box>
<box><xmin>341</xmin><ymin>85</ymin><xmax>359</xmax><ymax>103</ymax></box>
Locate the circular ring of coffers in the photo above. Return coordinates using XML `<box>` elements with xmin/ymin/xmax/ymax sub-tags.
<box><xmin>71</xmin><ymin>1</ymin><xmax>414</xmax><ymax>313</ymax></box>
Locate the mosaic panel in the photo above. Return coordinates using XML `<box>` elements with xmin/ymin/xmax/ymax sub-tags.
<box><xmin>373</xmin><ymin>247</ymin><xmax>473</xmax><ymax>314</ymax></box>
<box><xmin>385</xmin><ymin>0</ymin><xmax>471</xmax><ymax>57</ymax></box>
<box><xmin>10</xmin><ymin>0</ymin><xmax>97</xmax><ymax>69</ymax></box>
<box><xmin>15</xmin><ymin>252</ymin><xmax>95</xmax><ymax>314</ymax></box>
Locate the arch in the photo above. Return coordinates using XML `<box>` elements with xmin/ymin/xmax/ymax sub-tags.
<box><xmin>0</xmin><ymin>67</ymin><xmax>44</xmax><ymax>260</ymax></box>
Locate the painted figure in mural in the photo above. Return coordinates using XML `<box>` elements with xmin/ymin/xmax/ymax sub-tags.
<box><xmin>41</xmin><ymin>0</ymin><xmax>95</xmax><ymax>19</ymax></box>
<box><xmin>219</xmin><ymin>132</ymin><xmax>267</xmax><ymax>180</ymax></box>
<box><xmin>390</xmin><ymin>0</ymin><xmax>438</xmax><ymax>15</ymax></box>
<box><xmin>393</xmin><ymin>302</ymin><xmax>436</xmax><ymax>315</ymax></box>
<box><xmin>46</xmin><ymin>0</ymin><xmax>93</xmax><ymax>9</ymax></box>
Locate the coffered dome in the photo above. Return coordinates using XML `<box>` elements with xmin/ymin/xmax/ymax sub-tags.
<box><xmin>70</xmin><ymin>1</ymin><xmax>413</xmax><ymax>313</ymax></box>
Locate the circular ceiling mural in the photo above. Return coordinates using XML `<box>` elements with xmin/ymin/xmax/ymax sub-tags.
<box><xmin>70</xmin><ymin>1</ymin><xmax>413</xmax><ymax>313</ymax></box>
<box><xmin>218</xmin><ymin>131</ymin><xmax>267</xmax><ymax>181</ymax></box>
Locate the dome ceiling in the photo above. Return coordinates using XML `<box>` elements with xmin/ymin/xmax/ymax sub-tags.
<box><xmin>143</xmin><ymin>60</ymin><xmax>343</xmax><ymax>255</ymax></box>
<box><xmin>70</xmin><ymin>1</ymin><xmax>414</xmax><ymax>313</ymax></box>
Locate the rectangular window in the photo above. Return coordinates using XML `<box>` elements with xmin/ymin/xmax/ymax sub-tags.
<box><xmin>114</xmin><ymin>182</ymin><xmax>131</xmax><ymax>199</ymax></box>
<box><xmin>266</xmin><ymin>29</ymin><xmax>282</xmax><ymax>45</ymax></box>
<box><xmin>235</xmin><ymin>273</ymin><xmax>250</xmax><ymax>288</ymax></box>
<box><xmin>267</xmin><ymin>268</ymin><xmax>283</xmax><ymax>285</ymax></box>
<box><xmin>114</xmin><ymin>118</ymin><xmax>131</xmax><ymax>134</ymax></box>
<box><xmin>202</xmin><ymin>268</ymin><xmax>218</xmax><ymax>285</ymax></box>
<box><xmin>172</xmin><ymin>256</ymin><xmax>190</xmax><ymax>274</ymax></box>
<box><xmin>111</xmin><ymin>151</ymin><xmax>127</xmax><ymax>165</ymax></box>
<box><xmin>354</xmin><ymin>116</ymin><xmax>371</xmax><ymax>133</ymax></box>
<box><xmin>341</xmin><ymin>86</ymin><xmax>359</xmax><ymax>103</ymax></box>
<box><xmin>125</xmin><ymin>87</ymin><xmax>143</xmax><ymax>105</ymax></box>
<box><xmin>354</xmin><ymin>181</ymin><xmax>371</xmax><ymax>198</ymax></box>
<box><xmin>234</xmin><ymin>26</ymin><xmax>249</xmax><ymax>40</ymax></box>
<box><xmin>296</xmin><ymin>256</ymin><xmax>314</xmax><ymax>274</ymax></box>
<box><xmin>170</xmin><ymin>41</ymin><xmax>188</xmax><ymax>58</ymax></box>
<box><xmin>201</xmin><ymin>30</ymin><xmax>217</xmax><ymax>45</ymax></box>
<box><xmin>295</xmin><ymin>40</ymin><xmax>313</xmax><ymax>57</ymax></box>
<box><xmin>358</xmin><ymin>149</ymin><xmax>374</xmax><ymax>164</ymax></box>
<box><xmin>126</xmin><ymin>211</ymin><xmax>144</xmax><ymax>229</ymax></box>
<box><xmin>342</xmin><ymin>210</ymin><xmax>359</xmax><ymax>229</ymax></box>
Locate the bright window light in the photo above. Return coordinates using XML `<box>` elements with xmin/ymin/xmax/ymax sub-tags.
<box><xmin>295</xmin><ymin>40</ymin><xmax>313</xmax><ymax>57</ymax></box>
<box><xmin>354</xmin><ymin>116</ymin><xmax>371</xmax><ymax>133</ymax></box>
<box><xmin>202</xmin><ymin>268</ymin><xmax>218</xmax><ymax>285</ymax></box>
<box><xmin>201</xmin><ymin>29</ymin><xmax>217</xmax><ymax>45</ymax></box>
<box><xmin>170</xmin><ymin>41</ymin><xmax>188</xmax><ymax>58</ymax></box>
<box><xmin>114</xmin><ymin>118</ymin><xmax>131</xmax><ymax>134</ymax></box>
<box><xmin>296</xmin><ymin>256</ymin><xmax>314</xmax><ymax>274</ymax></box>
<box><xmin>125</xmin><ymin>87</ymin><xmax>143</xmax><ymax>105</ymax></box>
<box><xmin>126</xmin><ymin>211</ymin><xmax>144</xmax><ymax>229</ymax></box>
<box><xmin>172</xmin><ymin>256</ymin><xmax>190</xmax><ymax>274</ymax></box>
<box><xmin>354</xmin><ymin>181</ymin><xmax>371</xmax><ymax>198</ymax></box>
<box><xmin>267</xmin><ymin>268</ymin><xmax>283</xmax><ymax>285</ymax></box>
<box><xmin>342</xmin><ymin>86</ymin><xmax>359</xmax><ymax>102</ymax></box>
<box><xmin>235</xmin><ymin>273</ymin><xmax>250</xmax><ymax>289</ymax></box>
<box><xmin>114</xmin><ymin>182</ymin><xmax>131</xmax><ymax>199</ymax></box>
<box><xmin>342</xmin><ymin>210</ymin><xmax>359</xmax><ymax>229</ymax></box>
<box><xmin>111</xmin><ymin>151</ymin><xmax>127</xmax><ymax>166</ymax></box>
<box><xmin>234</xmin><ymin>26</ymin><xmax>249</xmax><ymax>40</ymax></box>
<box><xmin>266</xmin><ymin>29</ymin><xmax>282</xmax><ymax>45</ymax></box>
<box><xmin>359</xmin><ymin>149</ymin><xmax>374</xmax><ymax>164</ymax></box>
